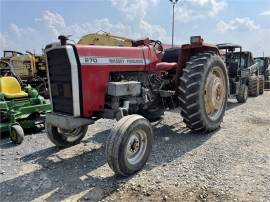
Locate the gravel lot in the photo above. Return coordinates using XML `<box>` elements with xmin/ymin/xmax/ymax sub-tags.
<box><xmin>1</xmin><ymin>92</ymin><xmax>270</xmax><ymax>202</ymax></box>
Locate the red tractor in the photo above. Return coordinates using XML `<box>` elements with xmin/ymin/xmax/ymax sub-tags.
<box><xmin>45</xmin><ymin>35</ymin><xmax>228</xmax><ymax>176</ymax></box>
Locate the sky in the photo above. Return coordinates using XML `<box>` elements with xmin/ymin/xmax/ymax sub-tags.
<box><xmin>0</xmin><ymin>0</ymin><xmax>270</xmax><ymax>56</ymax></box>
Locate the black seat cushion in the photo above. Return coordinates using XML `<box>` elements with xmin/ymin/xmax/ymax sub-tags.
<box><xmin>162</xmin><ymin>48</ymin><xmax>181</xmax><ymax>63</ymax></box>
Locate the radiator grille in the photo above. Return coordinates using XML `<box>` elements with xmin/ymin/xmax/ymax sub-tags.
<box><xmin>47</xmin><ymin>48</ymin><xmax>73</xmax><ymax>115</ymax></box>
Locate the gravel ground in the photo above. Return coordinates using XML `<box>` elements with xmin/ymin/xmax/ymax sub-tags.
<box><xmin>0</xmin><ymin>92</ymin><xmax>269</xmax><ymax>202</ymax></box>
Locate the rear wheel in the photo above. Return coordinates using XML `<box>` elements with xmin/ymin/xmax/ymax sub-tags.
<box><xmin>236</xmin><ymin>84</ymin><xmax>248</xmax><ymax>103</ymax></box>
<box><xmin>46</xmin><ymin>124</ymin><xmax>88</xmax><ymax>147</ymax></box>
<box><xmin>259</xmin><ymin>75</ymin><xmax>264</xmax><ymax>94</ymax></box>
<box><xmin>10</xmin><ymin>124</ymin><xmax>24</xmax><ymax>144</ymax></box>
<box><xmin>179</xmin><ymin>52</ymin><xmax>228</xmax><ymax>132</ymax></box>
<box><xmin>248</xmin><ymin>76</ymin><xmax>259</xmax><ymax>96</ymax></box>
<box><xmin>106</xmin><ymin>115</ymin><xmax>153</xmax><ymax>176</ymax></box>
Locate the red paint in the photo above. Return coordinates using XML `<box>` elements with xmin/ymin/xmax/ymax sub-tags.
<box><xmin>75</xmin><ymin>40</ymin><xmax>220</xmax><ymax>117</ymax></box>
<box><xmin>76</xmin><ymin>45</ymin><xmax>160</xmax><ymax>117</ymax></box>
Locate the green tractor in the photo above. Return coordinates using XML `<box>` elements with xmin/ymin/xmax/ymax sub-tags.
<box><xmin>255</xmin><ymin>56</ymin><xmax>270</xmax><ymax>90</ymax></box>
<box><xmin>0</xmin><ymin>60</ymin><xmax>51</xmax><ymax>144</ymax></box>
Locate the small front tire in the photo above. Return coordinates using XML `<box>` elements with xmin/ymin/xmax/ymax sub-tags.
<box><xmin>10</xmin><ymin>125</ymin><xmax>24</xmax><ymax>144</ymax></box>
<box><xmin>106</xmin><ymin>115</ymin><xmax>153</xmax><ymax>176</ymax></box>
<box><xmin>46</xmin><ymin>124</ymin><xmax>88</xmax><ymax>147</ymax></box>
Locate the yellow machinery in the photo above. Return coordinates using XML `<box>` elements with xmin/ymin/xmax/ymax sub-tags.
<box><xmin>1</xmin><ymin>51</ymin><xmax>47</xmax><ymax>97</ymax></box>
<box><xmin>1</xmin><ymin>51</ymin><xmax>46</xmax><ymax>80</ymax></box>
<box><xmin>78</xmin><ymin>31</ymin><xmax>133</xmax><ymax>47</ymax></box>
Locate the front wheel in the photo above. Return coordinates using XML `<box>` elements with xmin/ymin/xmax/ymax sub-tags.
<box><xmin>46</xmin><ymin>124</ymin><xmax>88</xmax><ymax>147</ymax></box>
<box><xmin>10</xmin><ymin>124</ymin><xmax>24</xmax><ymax>144</ymax></box>
<box><xmin>106</xmin><ymin>115</ymin><xmax>153</xmax><ymax>176</ymax></box>
<box><xmin>236</xmin><ymin>84</ymin><xmax>248</xmax><ymax>103</ymax></box>
<box><xmin>179</xmin><ymin>52</ymin><xmax>228</xmax><ymax>132</ymax></box>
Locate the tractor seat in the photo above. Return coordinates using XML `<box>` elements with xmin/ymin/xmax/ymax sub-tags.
<box><xmin>0</xmin><ymin>76</ymin><xmax>28</xmax><ymax>98</ymax></box>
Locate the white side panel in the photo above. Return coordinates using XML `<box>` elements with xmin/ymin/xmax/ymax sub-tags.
<box><xmin>80</xmin><ymin>56</ymin><xmax>151</xmax><ymax>66</ymax></box>
<box><xmin>66</xmin><ymin>46</ymin><xmax>81</xmax><ymax>117</ymax></box>
<box><xmin>44</xmin><ymin>51</ymin><xmax>53</xmax><ymax>109</ymax></box>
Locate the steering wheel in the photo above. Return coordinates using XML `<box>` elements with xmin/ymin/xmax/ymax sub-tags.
<box><xmin>151</xmin><ymin>40</ymin><xmax>164</xmax><ymax>52</ymax></box>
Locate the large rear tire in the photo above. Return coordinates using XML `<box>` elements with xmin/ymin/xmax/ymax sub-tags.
<box><xmin>106</xmin><ymin>115</ymin><xmax>153</xmax><ymax>176</ymax></box>
<box><xmin>46</xmin><ymin>124</ymin><xmax>88</xmax><ymax>147</ymax></box>
<box><xmin>248</xmin><ymin>76</ymin><xmax>259</xmax><ymax>97</ymax></box>
<box><xmin>179</xmin><ymin>52</ymin><xmax>228</xmax><ymax>132</ymax></box>
<box><xmin>259</xmin><ymin>75</ymin><xmax>264</xmax><ymax>94</ymax></box>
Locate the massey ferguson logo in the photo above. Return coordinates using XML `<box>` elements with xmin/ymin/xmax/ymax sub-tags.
<box><xmin>80</xmin><ymin>56</ymin><xmax>150</xmax><ymax>65</ymax></box>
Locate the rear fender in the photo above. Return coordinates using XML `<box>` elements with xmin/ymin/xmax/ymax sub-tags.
<box><xmin>175</xmin><ymin>43</ymin><xmax>221</xmax><ymax>94</ymax></box>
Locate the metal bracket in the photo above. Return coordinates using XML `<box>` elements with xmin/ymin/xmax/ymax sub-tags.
<box><xmin>46</xmin><ymin>113</ymin><xmax>94</xmax><ymax>130</ymax></box>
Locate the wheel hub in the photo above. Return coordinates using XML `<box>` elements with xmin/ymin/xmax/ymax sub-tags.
<box><xmin>204</xmin><ymin>66</ymin><xmax>226</xmax><ymax>120</ymax></box>
<box><xmin>207</xmin><ymin>75</ymin><xmax>224</xmax><ymax>110</ymax></box>
<box><xmin>129</xmin><ymin>136</ymin><xmax>140</xmax><ymax>154</ymax></box>
<box><xmin>125</xmin><ymin>130</ymin><xmax>147</xmax><ymax>165</ymax></box>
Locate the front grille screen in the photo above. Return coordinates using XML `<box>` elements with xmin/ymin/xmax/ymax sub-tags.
<box><xmin>47</xmin><ymin>48</ymin><xmax>73</xmax><ymax>115</ymax></box>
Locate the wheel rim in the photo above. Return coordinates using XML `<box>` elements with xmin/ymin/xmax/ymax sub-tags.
<box><xmin>125</xmin><ymin>129</ymin><xmax>147</xmax><ymax>165</ymax></box>
<box><xmin>57</xmin><ymin>127</ymin><xmax>83</xmax><ymax>142</ymax></box>
<box><xmin>204</xmin><ymin>66</ymin><xmax>226</xmax><ymax>121</ymax></box>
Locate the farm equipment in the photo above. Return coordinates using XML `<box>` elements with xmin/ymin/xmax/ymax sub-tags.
<box><xmin>78</xmin><ymin>31</ymin><xmax>133</xmax><ymax>46</ymax></box>
<box><xmin>0</xmin><ymin>60</ymin><xmax>51</xmax><ymax>144</ymax></box>
<box><xmin>1</xmin><ymin>51</ymin><xmax>24</xmax><ymax>62</ymax></box>
<box><xmin>255</xmin><ymin>57</ymin><xmax>270</xmax><ymax>90</ymax></box>
<box><xmin>45</xmin><ymin>35</ymin><xmax>228</xmax><ymax>176</ymax></box>
<box><xmin>217</xmin><ymin>44</ymin><xmax>261</xmax><ymax>101</ymax></box>
<box><xmin>1</xmin><ymin>50</ymin><xmax>48</xmax><ymax>97</ymax></box>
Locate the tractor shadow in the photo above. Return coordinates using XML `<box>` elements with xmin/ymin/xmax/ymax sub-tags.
<box><xmin>226</xmin><ymin>100</ymin><xmax>243</xmax><ymax>111</ymax></box>
<box><xmin>0</xmin><ymin>128</ymin><xmax>46</xmax><ymax>149</ymax></box>
<box><xmin>0</xmin><ymin>118</ymin><xmax>215</xmax><ymax>202</ymax></box>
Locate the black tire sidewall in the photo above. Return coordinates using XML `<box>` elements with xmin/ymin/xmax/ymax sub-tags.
<box><xmin>259</xmin><ymin>76</ymin><xmax>264</xmax><ymax>94</ymax></box>
<box><xmin>118</xmin><ymin>118</ymin><xmax>153</xmax><ymax>175</ymax></box>
<box><xmin>248</xmin><ymin>77</ymin><xmax>259</xmax><ymax>96</ymax></box>
<box><xmin>236</xmin><ymin>84</ymin><xmax>248</xmax><ymax>103</ymax></box>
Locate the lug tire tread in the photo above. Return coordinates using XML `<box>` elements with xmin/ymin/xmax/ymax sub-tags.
<box><xmin>178</xmin><ymin>52</ymin><xmax>228</xmax><ymax>132</ymax></box>
<box><xmin>106</xmin><ymin>115</ymin><xmax>153</xmax><ymax>176</ymax></box>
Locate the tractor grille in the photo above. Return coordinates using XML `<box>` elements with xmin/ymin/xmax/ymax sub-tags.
<box><xmin>47</xmin><ymin>48</ymin><xmax>73</xmax><ymax>115</ymax></box>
